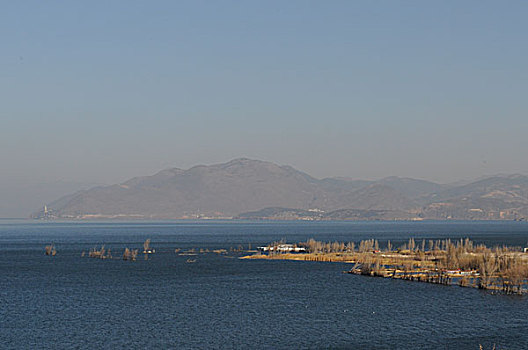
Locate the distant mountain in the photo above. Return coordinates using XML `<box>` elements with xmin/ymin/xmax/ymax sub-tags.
<box><xmin>320</xmin><ymin>176</ymin><xmax>447</xmax><ymax>201</ymax></box>
<box><xmin>38</xmin><ymin>159</ymin><xmax>353</xmax><ymax>219</ymax></box>
<box><xmin>236</xmin><ymin>207</ymin><xmax>323</xmax><ymax>220</ymax></box>
<box><xmin>237</xmin><ymin>207</ymin><xmax>415</xmax><ymax>221</ymax></box>
<box><xmin>335</xmin><ymin>183</ymin><xmax>418</xmax><ymax>211</ymax></box>
<box><xmin>421</xmin><ymin>175</ymin><xmax>528</xmax><ymax>220</ymax></box>
<box><xmin>375</xmin><ymin>176</ymin><xmax>448</xmax><ymax>200</ymax></box>
<box><xmin>319</xmin><ymin>177</ymin><xmax>372</xmax><ymax>192</ymax></box>
<box><xmin>34</xmin><ymin>159</ymin><xmax>528</xmax><ymax>221</ymax></box>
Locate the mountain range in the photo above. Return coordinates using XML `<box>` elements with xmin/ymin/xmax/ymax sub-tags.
<box><xmin>34</xmin><ymin>158</ymin><xmax>528</xmax><ymax>221</ymax></box>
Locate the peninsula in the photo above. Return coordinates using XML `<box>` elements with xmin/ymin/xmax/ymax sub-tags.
<box><xmin>243</xmin><ymin>238</ymin><xmax>528</xmax><ymax>295</ymax></box>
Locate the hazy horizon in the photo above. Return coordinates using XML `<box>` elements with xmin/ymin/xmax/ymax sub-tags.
<box><xmin>2</xmin><ymin>156</ymin><xmax>527</xmax><ymax>218</ymax></box>
<box><xmin>2</xmin><ymin>1</ymin><xmax>528</xmax><ymax>216</ymax></box>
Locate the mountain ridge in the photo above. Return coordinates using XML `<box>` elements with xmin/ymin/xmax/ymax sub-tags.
<box><xmin>34</xmin><ymin>158</ymin><xmax>528</xmax><ymax>221</ymax></box>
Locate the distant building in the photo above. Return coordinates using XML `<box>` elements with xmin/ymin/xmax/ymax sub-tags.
<box><xmin>258</xmin><ymin>244</ymin><xmax>306</xmax><ymax>253</ymax></box>
<box><xmin>33</xmin><ymin>205</ymin><xmax>57</xmax><ymax>220</ymax></box>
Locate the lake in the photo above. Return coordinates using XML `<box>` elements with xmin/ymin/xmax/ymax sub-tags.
<box><xmin>1</xmin><ymin>220</ymin><xmax>527</xmax><ymax>349</ymax></box>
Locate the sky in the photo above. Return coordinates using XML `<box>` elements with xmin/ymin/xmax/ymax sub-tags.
<box><xmin>1</xmin><ymin>1</ymin><xmax>528</xmax><ymax>215</ymax></box>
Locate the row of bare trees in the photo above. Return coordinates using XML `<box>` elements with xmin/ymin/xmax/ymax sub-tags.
<box><xmin>86</xmin><ymin>245</ymin><xmax>112</xmax><ymax>259</ymax></box>
<box><xmin>298</xmin><ymin>238</ymin><xmax>528</xmax><ymax>294</ymax></box>
<box><xmin>83</xmin><ymin>246</ymin><xmax>141</xmax><ymax>261</ymax></box>
<box><xmin>302</xmin><ymin>237</ymin><xmax>521</xmax><ymax>255</ymax></box>
<box><xmin>81</xmin><ymin>239</ymin><xmax>152</xmax><ymax>261</ymax></box>
<box><xmin>122</xmin><ymin>248</ymin><xmax>139</xmax><ymax>261</ymax></box>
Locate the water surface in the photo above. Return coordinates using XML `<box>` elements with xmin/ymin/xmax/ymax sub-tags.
<box><xmin>1</xmin><ymin>220</ymin><xmax>527</xmax><ymax>349</ymax></box>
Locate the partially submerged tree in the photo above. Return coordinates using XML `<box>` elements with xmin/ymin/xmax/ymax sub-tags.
<box><xmin>123</xmin><ymin>248</ymin><xmax>138</xmax><ymax>261</ymax></box>
<box><xmin>88</xmin><ymin>245</ymin><xmax>111</xmax><ymax>259</ymax></box>
<box><xmin>45</xmin><ymin>245</ymin><xmax>56</xmax><ymax>256</ymax></box>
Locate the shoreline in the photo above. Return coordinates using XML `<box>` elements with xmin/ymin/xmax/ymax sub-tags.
<box><xmin>242</xmin><ymin>239</ymin><xmax>528</xmax><ymax>295</ymax></box>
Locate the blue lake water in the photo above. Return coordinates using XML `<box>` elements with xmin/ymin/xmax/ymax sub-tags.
<box><xmin>1</xmin><ymin>220</ymin><xmax>528</xmax><ymax>349</ymax></box>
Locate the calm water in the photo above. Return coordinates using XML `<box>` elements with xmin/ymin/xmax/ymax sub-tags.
<box><xmin>1</xmin><ymin>220</ymin><xmax>528</xmax><ymax>349</ymax></box>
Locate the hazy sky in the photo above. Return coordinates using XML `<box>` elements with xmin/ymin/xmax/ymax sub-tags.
<box><xmin>2</xmin><ymin>0</ymin><xmax>528</xmax><ymax>188</ymax></box>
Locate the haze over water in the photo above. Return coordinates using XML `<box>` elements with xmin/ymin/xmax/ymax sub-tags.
<box><xmin>2</xmin><ymin>220</ymin><xmax>528</xmax><ymax>349</ymax></box>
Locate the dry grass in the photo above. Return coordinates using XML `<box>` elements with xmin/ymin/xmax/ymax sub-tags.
<box><xmin>243</xmin><ymin>238</ymin><xmax>528</xmax><ymax>295</ymax></box>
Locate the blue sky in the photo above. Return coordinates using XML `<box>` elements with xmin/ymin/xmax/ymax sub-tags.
<box><xmin>1</xmin><ymin>0</ymin><xmax>527</xmax><ymax>189</ymax></box>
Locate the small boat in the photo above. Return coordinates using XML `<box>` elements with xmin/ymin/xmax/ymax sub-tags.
<box><xmin>186</xmin><ymin>258</ymin><xmax>196</xmax><ymax>263</ymax></box>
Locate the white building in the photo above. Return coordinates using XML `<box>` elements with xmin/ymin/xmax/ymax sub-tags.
<box><xmin>258</xmin><ymin>244</ymin><xmax>306</xmax><ymax>253</ymax></box>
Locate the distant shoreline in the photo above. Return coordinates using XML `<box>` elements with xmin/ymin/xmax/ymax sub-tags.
<box><xmin>26</xmin><ymin>160</ymin><xmax>528</xmax><ymax>223</ymax></box>
<box><xmin>11</xmin><ymin>217</ymin><xmax>528</xmax><ymax>225</ymax></box>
